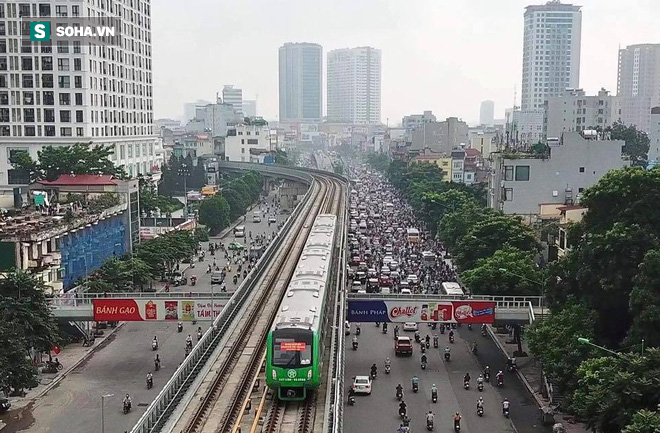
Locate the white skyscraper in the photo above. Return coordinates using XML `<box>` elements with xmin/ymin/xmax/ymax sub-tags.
<box><xmin>0</xmin><ymin>0</ymin><xmax>160</xmax><ymax>204</ymax></box>
<box><xmin>521</xmin><ymin>1</ymin><xmax>582</xmax><ymax>111</ymax></box>
<box><xmin>222</xmin><ymin>85</ymin><xmax>243</xmax><ymax>114</ymax></box>
<box><xmin>617</xmin><ymin>44</ymin><xmax>660</xmax><ymax>133</ymax></box>
<box><xmin>327</xmin><ymin>47</ymin><xmax>382</xmax><ymax>124</ymax></box>
<box><xmin>479</xmin><ymin>101</ymin><xmax>495</xmax><ymax>126</ymax></box>
<box><xmin>278</xmin><ymin>42</ymin><xmax>322</xmax><ymax>122</ymax></box>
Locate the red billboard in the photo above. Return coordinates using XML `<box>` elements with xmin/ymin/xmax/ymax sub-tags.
<box><xmin>92</xmin><ymin>298</ymin><xmax>225</xmax><ymax>321</ymax></box>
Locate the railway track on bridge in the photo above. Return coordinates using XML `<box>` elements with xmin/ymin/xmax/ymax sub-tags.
<box><xmin>171</xmin><ymin>173</ymin><xmax>344</xmax><ymax>433</ymax></box>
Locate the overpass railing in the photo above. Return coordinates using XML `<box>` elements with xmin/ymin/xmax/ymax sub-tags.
<box><xmin>49</xmin><ymin>291</ymin><xmax>234</xmax><ymax>308</ymax></box>
<box><xmin>347</xmin><ymin>293</ymin><xmax>543</xmax><ymax>308</ymax></box>
<box><xmin>130</xmin><ymin>172</ymin><xmax>316</xmax><ymax>433</ymax></box>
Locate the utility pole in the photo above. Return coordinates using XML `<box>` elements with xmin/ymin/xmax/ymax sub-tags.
<box><xmin>178</xmin><ymin>163</ymin><xmax>190</xmax><ymax>218</ymax></box>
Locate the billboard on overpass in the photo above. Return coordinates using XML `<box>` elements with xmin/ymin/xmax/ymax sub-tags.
<box><xmin>93</xmin><ymin>298</ymin><xmax>225</xmax><ymax>321</ymax></box>
<box><xmin>347</xmin><ymin>300</ymin><xmax>495</xmax><ymax>324</ymax></box>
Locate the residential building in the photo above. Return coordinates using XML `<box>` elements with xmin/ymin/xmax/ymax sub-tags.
<box><xmin>506</xmin><ymin>109</ymin><xmax>545</xmax><ymax>146</ymax></box>
<box><xmin>488</xmin><ymin>131</ymin><xmax>629</xmax><ymax>215</ymax></box>
<box><xmin>0</xmin><ymin>0</ymin><xmax>158</xmax><ymax>208</ymax></box>
<box><xmin>222</xmin><ymin>85</ymin><xmax>243</xmax><ymax>113</ymax></box>
<box><xmin>327</xmin><ymin>46</ymin><xmax>382</xmax><ymax>124</ymax></box>
<box><xmin>183</xmin><ymin>100</ymin><xmax>213</xmax><ymax>123</ymax></box>
<box><xmin>545</xmin><ymin>88</ymin><xmax>619</xmax><ymax>138</ymax></box>
<box><xmin>402</xmin><ymin>111</ymin><xmax>436</xmax><ymax>133</ymax></box>
<box><xmin>155</xmin><ymin>118</ymin><xmax>181</xmax><ymax>131</ymax></box>
<box><xmin>411</xmin><ymin>147</ymin><xmax>452</xmax><ymax>179</ymax></box>
<box><xmin>224</xmin><ymin>118</ymin><xmax>271</xmax><ymax>163</ymax></box>
<box><xmin>649</xmin><ymin>107</ymin><xmax>660</xmax><ymax>164</ymax></box>
<box><xmin>468</xmin><ymin>127</ymin><xmax>499</xmax><ymax>160</ymax></box>
<box><xmin>521</xmin><ymin>1</ymin><xmax>582</xmax><ymax>111</ymax></box>
<box><xmin>278</xmin><ymin>42</ymin><xmax>323</xmax><ymax>122</ymax></box>
<box><xmin>410</xmin><ymin>117</ymin><xmax>468</xmax><ymax>154</ymax></box>
<box><xmin>450</xmin><ymin>148</ymin><xmax>466</xmax><ymax>183</ymax></box>
<box><xmin>243</xmin><ymin>100</ymin><xmax>257</xmax><ymax>117</ymax></box>
<box><xmin>173</xmin><ymin>133</ymin><xmax>213</xmax><ymax>159</ymax></box>
<box><xmin>479</xmin><ymin>101</ymin><xmax>495</xmax><ymax>126</ymax></box>
<box><xmin>617</xmin><ymin>44</ymin><xmax>660</xmax><ymax>133</ymax></box>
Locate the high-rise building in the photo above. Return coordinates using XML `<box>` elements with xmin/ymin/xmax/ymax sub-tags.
<box><xmin>545</xmin><ymin>88</ymin><xmax>618</xmax><ymax>138</ymax></box>
<box><xmin>0</xmin><ymin>0</ymin><xmax>160</xmax><ymax>206</ymax></box>
<box><xmin>183</xmin><ymin>100</ymin><xmax>213</xmax><ymax>123</ymax></box>
<box><xmin>617</xmin><ymin>44</ymin><xmax>660</xmax><ymax>133</ymax></box>
<box><xmin>521</xmin><ymin>1</ymin><xmax>582</xmax><ymax>111</ymax></box>
<box><xmin>243</xmin><ymin>100</ymin><xmax>257</xmax><ymax>117</ymax></box>
<box><xmin>278</xmin><ymin>43</ymin><xmax>322</xmax><ymax>122</ymax></box>
<box><xmin>222</xmin><ymin>85</ymin><xmax>243</xmax><ymax>113</ymax></box>
<box><xmin>327</xmin><ymin>47</ymin><xmax>382</xmax><ymax>124</ymax></box>
<box><xmin>480</xmin><ymin>101</ymin><xmax>495</xmax><ymax>126</ymax></box>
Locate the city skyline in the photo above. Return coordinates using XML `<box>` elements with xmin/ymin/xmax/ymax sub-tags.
<box><xmin>151</xmin><ymin>0</ymin><xmax>659</xmax><ymax>125</ymax></box>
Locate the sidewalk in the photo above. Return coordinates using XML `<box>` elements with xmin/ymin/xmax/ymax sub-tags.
<box><xmin>488</xmin><ymin>326</ymin><xmax>589</xmax><ymax>433</ymax></box>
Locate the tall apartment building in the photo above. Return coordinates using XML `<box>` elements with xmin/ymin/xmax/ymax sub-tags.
<box><xmin>521</xmin><ymin>1</ymin><xmax>582</xmax><ymax>111</ymax></box>
<box><xmin>617</xmin><ymin>44</ymin><xmax>660</xmax><ymax>133</ymax></box>
<box><xmin>479</xmin><ymin>100</ymin><xmax>495</xmax><ymax>126</ymax></box>
<box><xmin>222</xmin><ymin>85</ymin><xmax>242</xmax><ymax>114</ymax></box>
<box><xmin>327</xmin><ymin>46</ymin><xmax>381</xmax><ymax>124</ymax></box>
<box><xmin>278</xmin><ymin>42</ymin><xmax>322</xmax><ymax>123</ymax></box>
<box><xmin>0</xmin><ymin>0</ymin><xmax>159</xmax><ymax>207</ymax></box>
<box><xmin>649</xmin><ymin>107</ymin><xmax>660</xmax><ymax>164</ymax></box>
<box><xmin>402</xmin><ymin>110</ymin><xmax>436</xmax><ymax>132</ymax></box>
<box><xmin>545</xmin><ymin>88</ymin><xmax>619</xmax><ymax>138</ymax></box>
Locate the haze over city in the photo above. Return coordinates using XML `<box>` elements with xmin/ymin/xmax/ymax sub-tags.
<box><xmin>151</xmin><ymin>0</ymin><xmax>659</xmax><ymax>124</ymax></box>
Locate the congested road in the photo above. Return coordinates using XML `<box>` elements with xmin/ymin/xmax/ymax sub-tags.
<box><xmin>343</xmin><ymin>164</ymin><xmax>549</xmax><ymax>433</ymax></box>
<box><xmin>3</xmin><ymin>192</ymin><xmax>285</xmax><ymax>433</ymax></box>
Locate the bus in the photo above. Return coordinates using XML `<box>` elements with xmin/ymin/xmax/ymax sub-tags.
<box><xmin>441</xmin><ymin>282</ymin><xmax>464</xmax><ymax>296</ymax></box>
<box><xmin>406</xmin><ymin>228</ymin><xmax>420</xmax><ymax>243</ymax></box>
<box><xmin>422</xmin><ymin>251</ymin><xmax>436</xmax><ymax>264</ymax></box>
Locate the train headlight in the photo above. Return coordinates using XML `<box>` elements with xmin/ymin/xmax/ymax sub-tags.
<box><xmin>307</xmin><ymin>369</ymin><xmax>312</xmax><ymax>379</ymax></box>
<box><xmin>272</xmin><ymin>369</ymin><xmax>277</xmax><ymax>380</ymax></box>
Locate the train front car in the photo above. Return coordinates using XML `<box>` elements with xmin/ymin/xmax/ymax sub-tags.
<box><xmin>266</xmin><ymin>214</ymin><xmax>337</xmax><ymax>401</ymax></box>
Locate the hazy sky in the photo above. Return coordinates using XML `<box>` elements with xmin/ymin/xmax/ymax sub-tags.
<box><xmin>151</xmin><ymin>0</ymin><xmax>659</xmax><ymax>126</ymax></box>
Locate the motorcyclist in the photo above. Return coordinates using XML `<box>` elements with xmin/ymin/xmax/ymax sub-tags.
<box><xmin>371</xmin><ymin>363</ymin><xmax>378</xmax><ymax>377</ymax></box>
<box><xmin>394</xmin><ymin>325</ymin><xmax>400</xmax><ymax>337</ymax></box>
<box><xmin>453</xmin><ymin>412</ymin><xmax>461</xmax><ymax>428</ymax></box>
<box><xmin>477</xmin><ymin>397</ymin><xmax>484</xmax><ymax>410</ymax></box>
<box><xmin>502</xmin><ymin>398</ymin><xmax>510</xmax><ymax>414</ymax></box>
<box><xmin>496</xmin><ymin>370</ymin><xmax>504</xmax><ymax>383</ymax></box>
<box><xmin>484</xmin><ymin>366</ymin><xmax>491</xmax><ymax>377</ymax></box>
<box><xmin>399</xmin><ymin>400</ymin><xmax>407</xmax><ymax>415</ymax></box>
<box><xmin>425</xmin><ymin>334</ymin><xmax>431</xmax><ymax>346</ymax></box>
<box><xmin>449</xmin><ymin>329</ymin><xmax>454</xmax><ymax>339</ymax></box>
<box><xmin>396</xmin><ymin>383</ymin><xmax>403</xmax><ymax>397</ymax></box>
<box><xmin>426</xmin><ymin>410</ymin><xmax>434</xmax><ymax>425</ymax></box>
<box><xmin>431</xmin><ymin>383</ymin><xmax>438</xmax><ymax>397</ymax></box>
<box><xmin>123</xmin><ymin>394</ymin><xmax>132</xmax><ymax>410</ymax></box>
<box><xmin>186</xmin><ymin>334</ymin><xmax>193</xmax><ymax>347</ymax></box>
<box><xmin>352</xmin><ymin>335</ymin><xmax>358</xmax><ymax>346</ymax></box>
<box><xmin>152</xmin><ymin>336</ymin><xmax>158</xmax><ymax>347</ymax></box>
<box><xmin>412</xmin><ymin>375</ymin><xmax>419</xmax><ymax>389</ymax></box>
<box><xmin>154</xmin><ymin>354</ymin><xmax>161</xmax><ymax>370</ymax></box>
<box><xmin>146</xmin><ymin>371</ymin><xmax>153</xmax><ymax>384</ymax></box>
<box><xmin>463</xmin><ymin>372</ymin><xmax>471</xmax><ymax>385</ymax></box>
<box><xmin>421</xmin><ymin>353</ymin><xmax>428</xmax><ymax>365</ymax></box>
<box><xmin>477</xmin><ymin>374</ymin><xmax>484</xmax><ymax>385</ymax></box>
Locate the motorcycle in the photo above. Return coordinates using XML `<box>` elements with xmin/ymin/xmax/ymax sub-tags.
<box><xmin>484</xmin><ymin>372</ymin><xmax>490</xmax><ymax>383</ymax></box>
<box><xmin>478</xmin><ymin>382</ymin><xmax>484</xmax><ymax>392</ymax></box>
<box><xmin>154</xmin><ymin>359</ymin><xmax>161</xmax><ymax>371</ymax></box>
<box><xmin>421</xmin><ymin>361</ymin><xmax>427</xmax><ymax>370</ymax></box>
<box><xmin>123</xmin><ymin>402</ymin><xmax>131</xmax><ymax>414</ymax></box>
<box><xmin>370</xmin><ymin>371</ymin><xmax>377</xmax><ymax>380</ymax></box>
<box><xmin>432</xmin><ymin>391</ymin><xmax>437</xmax><ymax>403</ymax></box>
<box><xmin>468</xmin><ymin>324</ymin><xmax>472</xmax><ymax>331</ymax></box>
<box><xmin>352</xmin><ymin>340</ymin><xmax>358</xmax><ymax>350</ymax></box>
<box><xmin>463</xmin><ymin>381</ymin><xmax>470</xmax><ymax>390</ymax></box>
<box><xmin>190</xmin><ymin>276</ymin><xmax>197</xmax><ymax>286</ymax></box>
<box><xmin>454</xmin><ymin>420</ymin><xmax>461</xmax><ymax>432</ymax></box>
<box><xmin>444</xmin><ymin>352</ymin><xmax>451</xmax><ymax>362</ymax></box>
<box><xmin>382</xmin><ymin>325</ymin><xmax>387</xmax><ymax>334</ymax></box>
<box><xmin>477</xmin><ymin>406</ymin><xmax>484</xmax><ymax>417</ymax></box>
<box><xmin>399</xmin><ymin>407</ymin><xmax>407</xmax><ymax>419</ymax></box>
<box><xmin>152</xmin><ymin>341</ymin><xmax>158</xmax><ymax>351</ymax></box>
<box><xmin>396</xmin><ymin>390</ymin><xmax>403</xmax><ymax>401</ymax></box>
<box><xmin>356</xmin><ymin>326</ymin><xmax>361</xmax><ymax>336</ymax></box>
<box><xmin>433</xmin><ymin>336</ymin><xmax>438</xmax><ymax>348</ymax></box>
<box><xmin>482</xmin><ymin>329</ymin><xmax>487</xmax><ymax>337</ymax></box>
<box><xmin>503</xmin><ymin>407</ymin><xmax>510</xmax><ymax>418</ymax></box>
<box><xmin>440</xmin><ymin>326</ymin><xmax>445</xmax><ymax>335</ymax></box>
<box><xmin>497</xmin><ymin>376</ymin><xmax>504</xmax><ymax>387</ymax></box>
<box><xmin>427</xmin><ymin>419</ymin><xmax>434</xmax><ymax>431</ymax></box>
<box><xmin>385</xmin><ymin>364</ymin><xmax>391</xmax><ymax>374</ymax></box>
<box><xmin>177</xmin><ymin>323</ymin><xmax>183</xmax><ymax>333</ymax></box>
<box><xmin>197</xmin><ymin>330</ymin><xmax>203</xmax><ymax>341</ymax></box>
<box><xmin>449</xmin><ymin>334</ymin><xmax>455</xmax><ymax>344</ymax></box>
<box><xmin>42</xmin><ymin>360</ymin><xmax>63</xmax><ymax>374</ymax></box>
<box><xmin>412</xmin><ymin>382</ymin><xmax>419</xmax><ymax>393</ymax></box>
<box><xmin>146</xmin><ymin>377</ymin><xmax>153</xmax><ymax>389</ymax></box>
<box><xmin>426</xmin><ymin>341</ymin><xmax>430</xmax><ymax>349</ymax></box>
<box><xmin>348</xmin><ymin>394</ymin><xmax>355</xmax><ymax>406</ymax></box>
<box><xmin>421</xmin><ymin>344</ymin><xmax>426</xmax><ymax>354</ymax></box>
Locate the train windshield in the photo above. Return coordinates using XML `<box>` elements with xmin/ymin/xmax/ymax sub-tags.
<box><xmin>272</xmin><ymin>330</ymin><xmax>313</xmax><ymax>368</ymax></box>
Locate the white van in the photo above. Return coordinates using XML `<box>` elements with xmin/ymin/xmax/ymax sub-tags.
<box><xmin>252</xmin><ymin>211</ymin><xmax>261</xmax><ymax>223</ymax></box>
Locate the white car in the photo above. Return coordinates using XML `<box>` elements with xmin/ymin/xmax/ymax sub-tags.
<box><xmin>352</xmin><ymin>375</ymin><xmax>372</xmax><ymax>395</ymax></box>
<box><xmin>389</xmin><ymin>261</ymin><xmax>399</xmax><ymax>271</ymax></box>
<box><xmin>403</xmin><ymin>322</ymin><xmax>418</xmax><ymax>332</ymax></box>
<box><xmin>380</xmin><ymin>266</ymin><xmax>391</xmax><ymax>276</ymax></box>
<box><xmin>268</xmin><ymin>216</ymin><xmax>277</xmax><ymax>223</ymax></box>
<box><xmin>400</xmin><ymin>288</ymin><xmax>412</xmax><ymax>295</ymax></box>
<box><xmin>407</xmin><ymin>274</ymin><xmax>419</xmax><ymax>284</ymax></box>
<box><xmin>383</xmin><ymin>256</ymin><xmax>393</xmax><ymax>265</ymax></box>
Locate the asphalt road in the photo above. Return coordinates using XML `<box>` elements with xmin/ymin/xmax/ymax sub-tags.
<box><xmin>344</xmin><ymin>323</ymin><xmax>549</xmax><ymax>433</ymax></box>
<box><xmin>3</xmin><ymin>196</ymin><xmax>283</xmax><ymax>433</ymax></box>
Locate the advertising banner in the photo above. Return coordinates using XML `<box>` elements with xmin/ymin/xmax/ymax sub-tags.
<box><xmin>346</xmin><ymin>300</ymin><xmax>495</xmax><ymax>324</ymax></box>
<box><xmin>93</xmin><ymin>298</ymin><xmax>225</xmax><ymax>322</ymax></box>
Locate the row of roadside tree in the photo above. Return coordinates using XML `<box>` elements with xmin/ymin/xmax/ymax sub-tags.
<box><xmin>367</xmin><ymin>154</ymin><xmax>660</xmax><ymax>433</ymax></box>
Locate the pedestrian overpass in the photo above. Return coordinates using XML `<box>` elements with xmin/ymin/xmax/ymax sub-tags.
<box><xmin>50</xmin><ymin>292</ymin><xmax>234</xmax><ymax>321</ymax></box>
<box><xmin>347</xmin><ymin>293</ymin><xmax>544</xmax><ymax>325</ymax></box>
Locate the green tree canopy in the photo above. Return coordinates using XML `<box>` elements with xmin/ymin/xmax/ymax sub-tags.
<box><xmin>527</xmin><ymin>301</ymin><xmax>598</xmax><ymax>393</ymax></box>
<box><xmin>573</xmin><ymin>349</ymin><xmax>660</xmax><ymax>433</ymax></box>
<box><xmin>87</xmin><ymin>257</ymin><xmax>153</xmax><ymax>293</ymax></box>
<box><xmin>606</xmin><ymin>121</ymin><xmax>650</xmax><ymax>165</ymax></box>
<box><xmin>460</xmin><ymin>246</ymin><xmax>545</xmax><ymax>296</ymax></box>
<box><xmin>366</xmin><ymin>153</ymin><xmax>390</xmax><ymax>172</ymax></box>
<box><xmin>453</xmin><ymin>215</ymin><xmax>539</xmax><ymax>270</ymax></box>
<box><xmin>10</xmin><ymin>143</ymin><xmax>126</xmax><ymax>182</ymax></box>
<box><xmin>621</xmin><ymin>410</ymin><xmax>660</xmax><ymax>433</ymax></box>
<box><xmin>198</xmin><ymin>195</ymin><xmax>230</xmax><ymax>235</ymax></box>
<box><xmin>627</xmin><ymin>248</ymin><xmax>660</xmax><ymax>348</ymax></box>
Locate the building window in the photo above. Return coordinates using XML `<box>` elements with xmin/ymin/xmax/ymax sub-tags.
<box><xmin>59</xmin><ymin>110</ymin><xmax>71</xmax><ymax>122</ymax></box>
<box><xmin>515</xmin><ymin>165</ymin><xmax>530</xmax><ymax>181</ymax></box>
<box><xmin>241</xmin><ymin>148</ymin><xmax>245</xmax><ymax>154</ymax></box>
<box><xmin>58</xmin><ymin>76</ymin><xmax>70</xmax><ymax>88</ymax></box>
<box><xmin>59</xmin><ymin>93</ymin><xmax>70</xmax><ymax>105</ymax></box>
<box><xmin>43</xmin><ymin>91</ymin><xmax>54</xmax><ymax>105</ymax></box>
<box><xmin>74</xmin><ymin>93</ymin><xmax>83</xmax><ymax>105</ymax></box>
<box><xmin>57</xmin><ymin>41</ymin><xmax>69</xmax><ymax>53</ymax></box>
<box><xmin>73</xmin><ymin>58</ymin><xmax>82</xmax><ymax>71</ymax></box>
<box><xmin>75</xmin><ymin>110</ymin><xmax>83</xmax><ymax>122</ymax></box>
<box><xmin>44</xmin><ymin>108</ymin><xmax>55</xmax><ymax>122</ymax></box>
<box><xmin>504</xmin><ymin>188</ymin><xmax>514</xmax><ymax>201</ymax></box>
<box><xmin>60</xmin><ymin>127</ymin><xmax>72</xmax><ymax>136</ymax></box>
<box><xmin>44</xmin><ymin>125</ymin><xmax>55</xmax><ymax>136</ymax></box>
<box><xmin>579</xmin><ymin>166</ymin><xmax>585</xmax><ymax>173</ymax></box>
<box><xmin>76</xmin><ymin>127</ymin><xmax>83</xmax><ymax>136</ymax></box>
<box><xmin>127</xmin><ymin>144</ymin><xmax>133</xmax><ymax>157</ymax></box>
<box><xmin>504</xmin><ymin>165</ymin><xmax>514</xmax><ymax>181</ymax></box>
<box><xmin>120</xmin><ymin>145</ymin><xmax>126</xmax><ymax>159</ymax></box>
<box><xmin>42</xmin><ymin>74</ymin><xmax>54</xmax><ymax>88</ymax></box>
<box><xmin>241</xmin><ymin>139</ymin><xmax>244</xmax><ymax>144</ymax></box>
<box><xmin>247</xmin><ymin>139</ymin><xmax>258</xmax><ymax>145</ymax></box>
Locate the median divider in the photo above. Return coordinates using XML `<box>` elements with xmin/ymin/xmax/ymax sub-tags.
<box><xmin>130</xmin><ymin>174</ymin><xmax>315</xmax><ymax>433</ymax></box>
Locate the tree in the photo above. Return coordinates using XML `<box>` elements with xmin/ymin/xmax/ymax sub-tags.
<box><xmin>622</xmin><ymin>410</ymin><xmax>660</xmax><ymax>433</ymax></box>
<box><xmin>419</xmin><ymin>189</ymin><xmax>478</xmax><ymax>235</ymax></box>
<box><xmin>606</xmin><ymin>121</ymin><xmax>650</xmax><ymax>165</ymax></box>
<box><xmin>333</xmin><ymin>161</ymin><xmax>344</xmax><ymax>175</ymax></box>
<box><xmin>437</xmin><ymin>204</ymin><xmax>496</xmax><ymax>251</ymax></box>
<box><xmin>0</xmin><ymin>270</ymin><xmax>61</xmax><ymax>394</ymax></box>
<box><xmin>275</xmin><ymin>148</ymin><xmax>293</xmax><ymax>166</ymax></box>
<box><xmin>366</xmin><ymin>153</ymin><xmax>390</xmax><ymax>172</ymax></box>
<box><xmin>627</xmin><ymin>248</ymin><xmax>660</xmax><ymax>348</ymax></box>
<box><xmin>198</xmin><ymin>195</ymin><xmax>230</xmax><ymax>235</ymax></box>
<box><xmin>527</xmin><ymin>301</ymin><xmax>598</xmax><ymax>393</ymax></box>
<box><xmin>10</xmin><ymin>143</ymin><xmax>126</xmax><ymax>182</ymax></box>
<box><xmin>461</xmin><ymin>246</ymin><xmax>545</xmax><ymax>296</ymax></box>
<box><xmin>158</xmin><ymin>155</ymin><xmax>207</xmax><ymax>196</ymax></box>
<box><xmin>573</xmin><ymin>349</ymin><xmax>660</xmax><ymax>433</ymax></box>
<box><xmin>453</xmin><ymin>215</ymin><xmax>539</xmax><ymax>270</ymax></box>
<box><xmin>223</xmin><ymin>188</ymin><xmax>248</xmax><ymax>221</ymax></box>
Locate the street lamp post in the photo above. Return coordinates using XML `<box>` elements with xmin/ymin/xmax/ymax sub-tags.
<box><xmin>178</xmin><ymin>163</ymin><xmax>190</xmax><ymax>219</ymax></box>
<box><xmin>101</xmin><ymin>393</ymin><xmax>114</xmax><ymax>433</ymax></box>
<box><xmin>577</xmin><ymin>338</ymin><xmax>620</xmax><ymax>356</ymax></box>
<box><xmin>499</xmin><ymin>267</ymin><xmax>547</xmax><ymax>318</ymax></box>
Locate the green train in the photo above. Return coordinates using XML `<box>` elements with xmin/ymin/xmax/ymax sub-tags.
<box><xmin>265</xmin><ymin>214</ymin><xmax>338</xmax><ymax>401</ymax></box>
